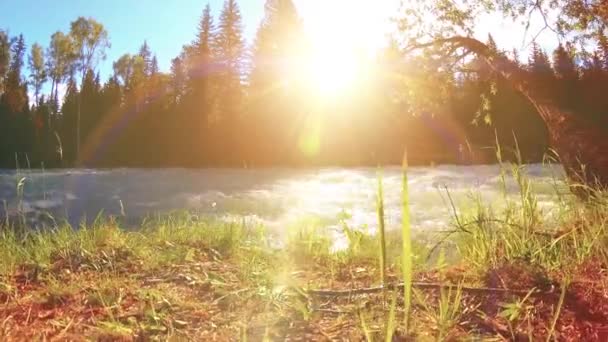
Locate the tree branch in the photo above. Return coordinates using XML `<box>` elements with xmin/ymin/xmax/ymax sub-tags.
<box><xmin>404</xmin><ymin>36</ymin><xmax>535</xmax><ymax>100</ymax></box>
<box><xmin>405</xmin><ymin>37</ymin><xmax>492</xmax><ymax>57</ymax></box>
<box><xmin>523</xmin><ymin>0</ymin><xmax>562</xmax><ymax>48</ymax></box>
<box><xmin>307</xmin><ymin>282</ymin><xmax>556</xmax><ymax>298</ymax></box>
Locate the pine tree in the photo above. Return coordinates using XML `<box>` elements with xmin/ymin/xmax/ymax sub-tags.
<box><xmin>250</xmin><ymin>0</ymin><xmax>303</xmax><ymax>90</ymax></box>
<box><xmin>60</xmin><ymin>78</ymin><xmax>78</xmax><ymax>163</ymax></box>
<box><xmin>150</xmin><ymin>55</ymin><xmax>159</xmax><ymax>76</ymax></box>
<box><xmin>138</xmin><ymin>40</ymin><xmax>153</xmax><ymax>76</ymax></box>
<box><xmin>195</xmin><ymin>4</ymin><xmax>215</xmax><ymax>59</ymax></box>
<box><xmin>215</xmin><ymin>0</ymin><xmax>245</xmax><ymax>112</ymax></box>
<box><xmin>528</xmin><ymin>42</ymin><xmax>555</xmax><ymax>99</ymax></box>
<box><xmin>3</xmin><ymin>34</ymin><xmax>28</xmax><ymax>113</ymax></box>
<box><xmin>528</xmin><ymin>43</ymin><xmax>553</xmax><ymax>75</ymax></box>
<box><xmin>552</xmin><ymin>44</ymin><xmax>578</xmax><ymax>80</ymax></box>
<box><xmin>552</xmin><ymin>43</ymin><xmax>579</xmax><ymax>110</ymax></box>
<box><xmin>137</xmin><ymin>40</ymin><xmax>152</xmax><ymax>75</ymax></box>
<box><xmin>580</xmin><ymin>47</ymin><xmax>608</xmax><ymax>124</ymax></box>
<box><xmin>474</xmin><ymin>34</ymin><xmax>500</xmax><ymax>80</ymax></box>
<box><xmin>214</xmin><ymin>0</ymin><xmax>245</xmax><ymax>164</ymax></box>
<box><xmin>170</xmin><ymin>56</ymin><xmax>187</xmax><ymax>104</ymax></box>
<box><xmin>80</xmin><ymin>69</ymin><xmax>102</xmax><ymax>146</ymax></box>
<box><xmin>247</xmin><ymin>0</ymin><xmax>305</xmax><ymax>164</ymax></box>
<box><xmin>216</xmin><ymin>0</ymin><xmax>244</xmax><ymax>77</ymax></box>
<box><xmin>189</xmin><ymin>3</ymin><xmax>217</xmax><ymax>112</ymax></box>
<box><xmin>0</xmin><ymin>30</ymin><xmax>11</xmax><ymax>95</ymax></box>
<box><xmin>180</xmin><ymin>3</ymin><xmax>219</xmax><ymax>165</ymax></box>
<box><xmin>512</xmin><ymin>48</ymin><xmax>520</xmax><ymax>65</ymax></box>
<box><xmin>101</xmin><ymin>76</ymin><xmax>122</xmax><ymax>107</ymax></box>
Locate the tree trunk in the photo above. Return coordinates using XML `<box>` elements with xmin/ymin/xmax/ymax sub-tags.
<box><xmin>76</xmin><ymin>87</ymin><xmax>81</xmax><ymax>166</ymax></box>
<box><xmin>50</xmin><ymin>78</ymin><xmax>56</xmax><ymax>111</ymax></box>
<box><xmin>422</xmin><ymin>37</ymin><xmax>608</xmax><ymax>198</ymax></box>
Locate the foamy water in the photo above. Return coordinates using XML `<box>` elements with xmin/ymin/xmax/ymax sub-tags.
<box><xmin>0</xmin><ymin>164</ymin><xmax>567</xmax><ymax>231</ymax></box>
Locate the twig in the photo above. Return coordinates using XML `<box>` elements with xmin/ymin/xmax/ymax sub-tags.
<box><xmin>1</xmin><ymin>315</ymin><xmax>13</xmax><ymax>329</ymax></box>
<box><xmin>307</xmin><ymin>282</ymin><xmax>555</xmax><ymax>298</ymax></box>
<box><xmin>212</xmin><ymin>287</ymin><xmax>252</xmax><ymax>304</ymax></box>
<box><xmin>57</xmin><ymin>317</ymin><xmax>77</xmax><ymax>338</ymax></box>
<box><xmin>523</xmin><ymin>0</ymin><xmax>562</xmax><ymax>48</ymax></box>
<box><xmin>317</xmin><ymin>326</ymin><xmax>335</xmax><ymax>340</ymax></box>
<box><xmin>25</xmin><ymin>305</ymin><xmax>32</xmax><ymax>325</ymax></box>
<box><xmin>454</xmin><ymin>217</ymin><xmax>559</xmax><ymax>238</ymax></box>
<box><xmin>313</xmin><ymin>308</ymin><xmax>352</xmax><ymax>315</ymax></box>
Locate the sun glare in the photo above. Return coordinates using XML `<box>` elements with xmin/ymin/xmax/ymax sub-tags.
<box><xmin>296</xmin><ymin>0</ymin><xmax>398</xmax><ymax>98</ymax></box>
<box><xmin>308</xmin><ymin>48</ymin><xmax>360</xmax><ymax>96</ymax></box>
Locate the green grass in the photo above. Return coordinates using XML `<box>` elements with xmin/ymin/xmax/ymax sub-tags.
<box><xmin>377</xmin><ymin>169</ymin><xmax>388</xmax><ymax>289</ymax></box>
<box><xmin>2</xmin><ymin>155</ymin><xmax>608</xmax><ymax>340</ymax></box>
<box><xmin>402</xmin><ymin>150</ymin><xmax>413</xmax><ymax>333</ymax></box>
<box><xmin>0</xmin><ymin>214</ymin><xmax>268</xmax><ymax>276</ymax></box>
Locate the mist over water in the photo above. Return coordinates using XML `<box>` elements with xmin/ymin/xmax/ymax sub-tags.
<box><xmin>0</xmin><ymin>164</ymin><xmax>567</xmax><ymax>231</ymax></box>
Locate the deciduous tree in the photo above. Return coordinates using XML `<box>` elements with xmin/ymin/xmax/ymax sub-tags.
<box><xmin>69</xmin><ymin>17</ymin><xmax>110</xmax><ymax>162</ymax></box>
<box><xmin>397</xmin><ymin>0</ymin><xmax>608</xmax><ymax>196</ymax></box>
<box><xmin>28</xmin><ymin>43</ymin><xmax>47</xmax><ymax>104</ymax></box>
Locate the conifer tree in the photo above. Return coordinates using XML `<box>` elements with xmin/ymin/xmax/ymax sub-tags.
<box><xmin>215</xmin><ymin>0</ymin><xmax>245</xmax><ymax>111</ymax></box>
<box><xmin>0</xmin><ymin>30</ymin><xmax>11</xmax><ymax>95</ymax></box>
<box><xmin>3</xmin><ymin>34</ymin><xmax>28</xmax><ymax>113</ymax></box>
<box><xmin>189</xmin><ymin>3</ymin><xmax>217</xmax><ymax>116</ymax></box>
<box><xmin>248</xmin><ymin>0</ymin><xmax>305</xmax><ymax>164</ymax></box>
<box><xmin>138</xmin><ymin>40</ymin><xmax>153</xmax><ymax>76</ymax></box>
<box><xmin>214</xmin><ymin>0</ymin><xmax>245</xmax><ymax>163</ymax></box>
<box><xmin>150</xmin><ymin>55</ymin><xmax>159</xmax><ymax>76</ymax></box>
<box><xmin>170</xmin><ymin>56</ymin><xmax>187</xmax><ymax>105</ymax></box>
<box><xmin>552</xmin><ymin>44</ymin><xmax>579</xmax><ymax>109</ymax></box>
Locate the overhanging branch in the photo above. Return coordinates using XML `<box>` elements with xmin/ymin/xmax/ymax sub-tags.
<box><xmin>405</xmin><ymin>36</ymin><xmax>492</xmax><ymax>57</ymax></box>
<box><xmin>405</xmin><ymin>36</ymin><xmax>533</xmax><ymax>95</ymax></box>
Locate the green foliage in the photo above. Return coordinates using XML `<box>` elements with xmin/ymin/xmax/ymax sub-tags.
<box><xmin>1</xmin><ymin>2</ymin><xmax>608</xmax><ymax>169</ymax></box>
<box><xmin>0</xmin><ymin>30</ymin><xmax>11</xmax><ymax>93</ymax></box>
<box><xmin>377</xmin><ymin>170</ymin><xmax>387</xmax><ymax>288</ymax></box>
<box><xmin>46</xmin><ymin>31</ymin><xmax>74</xmax><ymax>108</ymax></box>
<box><xmin>414</xmin><ymin>283</ymin><xmax>464</xmax><ymax>340</ymax></box>
<box><xmin>402</xmin><ymin>152</ymin><xmax>413</xmax><ymax>331</ymax></box>
<box><xmin>0</xmin><ymin>163</ymin><xmax>607</xmax><ymax>339</ymax></box>
<box><xmin>28</xmin><ymin>43</ymin><xmax>47</xmax><ymax>103</ymax></box>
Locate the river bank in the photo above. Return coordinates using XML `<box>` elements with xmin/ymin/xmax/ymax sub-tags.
<box><xmin>1</xmin><ymin>196</ymin><xmax>608</xmax><ymax>340</ymax></box>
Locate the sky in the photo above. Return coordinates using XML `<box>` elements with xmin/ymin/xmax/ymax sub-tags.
<box><xmin>0</xmin><ymin>0</ymin><xmax>400</xmax><ymax>80</ymax></box>
<box><xmin>0</xmin><ymin>0</ymin><xmax>559</xmax><ymax>73</ymax></box>
<box><xmin>0</xmin><ymin>0</ymin><xmax>560</xmax><ymax>104</ymax></box>
<box><xmin>0</xmin><ymin>0</ymin><xmax>264</xmax><ymax>78</ymax></box>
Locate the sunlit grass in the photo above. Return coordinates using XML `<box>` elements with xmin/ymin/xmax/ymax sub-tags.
<box><xmin>402</xmin><ymin>150</ymin><xmax>413</xmax><ymax>333</ymax></box>
<box><xmin>2</xmin><ymin>150</ymin><xmax>608</xmax><ymax>339</ymax></box>
<box><xmin>376</xmin><ymin>169</ymin><xmax>387</xmax><ymax>289</ymax></box>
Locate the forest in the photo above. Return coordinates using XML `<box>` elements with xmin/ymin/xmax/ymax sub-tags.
<box><xmin>1</xmin><ymin>1</ymin><xmax>608</xmax><ymax>169</ymax></box>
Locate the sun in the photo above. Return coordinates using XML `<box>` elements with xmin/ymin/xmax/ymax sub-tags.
<box><xmin>296</xmin><ymin>0</ymin><xmax>398</xmax><ymax>98</ymax></box>
<box><xmin>307</xmin><ymin>47</ymin><xmax>360</xmax><ymax>96</ymax></box>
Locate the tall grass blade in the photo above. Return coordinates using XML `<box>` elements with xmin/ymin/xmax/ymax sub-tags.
<box><xmin>377</xmin><ymin>169</ymin><xmax>387</xmax><ymax>289</ymax></box>
<box><xmin>402</xmin><ymin>149</ymin><xmax>413</xmax><ymax>332</ymax></box>
<box><xmin>359</xmin><ymin>310</ymin><xmax>373</xmax><ymax>342</ymax></box>
<box><xmin>495</xmin><ymin>130</ymin><xmax>508</xmax><ymax>198</ymax></box>
<box><xmin>385</xmin><ymin>291</ymin><xmax>398</xmax><ymax>342</ymax></box>
<box><xmin>547</xmin><ymin>281</ymin><xmax>568</xmax><ymax>342</ymax></box>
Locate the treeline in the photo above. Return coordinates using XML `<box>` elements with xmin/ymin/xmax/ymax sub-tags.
<box><xmin>1</xmin><ymin>0</ymin><xmax>608</xmax><ymax>168</ymax></box>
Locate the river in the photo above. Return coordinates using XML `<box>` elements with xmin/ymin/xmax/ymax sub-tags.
<box><xmin>0</xmin><ymin>164</ymin><xmax>567</xmax><ymax>232</ymax></box>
